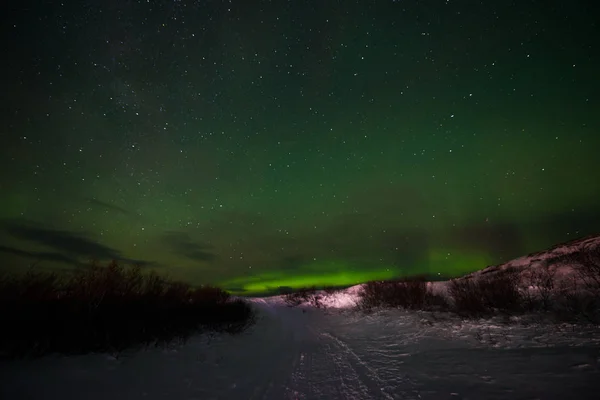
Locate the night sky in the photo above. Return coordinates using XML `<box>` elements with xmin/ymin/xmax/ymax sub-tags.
<box><xmin>1</xmin><ymin>0</ymin><xmax>599</xmax><ymax>294</ymax></box>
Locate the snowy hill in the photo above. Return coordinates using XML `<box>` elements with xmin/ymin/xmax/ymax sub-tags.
<box><xmin>253</xmin><ymin>234</ymin><xmax>600</xmax><ymax>310</ymax></box>
<box><xmin>462</xmin><ymin>234</ymin><xmax>600</xmax><ymax>282</ymax></box>
<box><xmin>248</xmin><ymin>284</ymin><xmax>364</xmax><ymax>310</ymax></box>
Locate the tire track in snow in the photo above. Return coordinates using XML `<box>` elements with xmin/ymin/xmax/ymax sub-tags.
<box><xmin>250</xmin><ymin>301</ymin><xmax>422</xmax><ymax>399</ymax></box>
<box><xmin>282</xmin><ymin>318</ymin><xmax>420</xmax><ymax>400</ymax></box>
<box><xmin>321</xmin><ymin>332</ymin><xmax>421</xmax><ymax>400</ymax></box>
<box><xmin>286</xmin><ymin>334</ymin><xmax>372</xmax><ymax>399</ymax></box>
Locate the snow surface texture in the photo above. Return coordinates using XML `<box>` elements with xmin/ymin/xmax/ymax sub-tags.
<box><xmin>1</xmin><ymin>289</ymin><xmax>599</xmax><ymax>400</ymax></box>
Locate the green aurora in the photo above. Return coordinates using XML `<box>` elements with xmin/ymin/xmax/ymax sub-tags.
<box><xmin>1</xmin><ymin>1</ymin><xmax>599</xmax><ymax>295</ymax></box>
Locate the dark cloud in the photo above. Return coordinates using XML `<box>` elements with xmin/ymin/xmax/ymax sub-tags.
<box><xmin>1</xmin><ymin>219</ymin><xmax>155</xmax><ymax>267</ymax></box>
<box><xmin>209</xmin><ymin>211</ymin><xmax>433</xmax><ymax>278</ymax></box>
<box><xmin>83</xmin><ymin>197</ymin><xmax>133</xmax><ymax>216</ymax></box>
<box><xmin>162</xmin><ymin>231</ymin><xmax>216</xmax><ymax>262</ymax></box>
<box><xmin>311</xmin><ymin>214</ymin><xmax>431</xmax><ymax>267</ymax></box>
<box><xmin>198</xmin><ymin>205</ymin><xmax>594</xmax><ymax>282</ymax></box>
<box><xmin>441</xmin><ymin>221</ymin><xmax>526</xmax><ymax>262</ymax></box>
<box><xmin>0</xmin><ymin>244</ymin><xmax>83</xmax><ymax>266</ymax></box>
<box><xmin>3</xmin><ymin>220</ymin><xmax>121</xmax><ymax>259</ymax></box>
<box><xmin>118</xmin><ymin>258</ymin><xmax>159</xmax><ymax>268</ymax></box>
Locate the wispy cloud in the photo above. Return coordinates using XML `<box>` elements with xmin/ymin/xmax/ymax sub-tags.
<box><xmin>1</xmin><ymin>219</ymin><xmax>155</xmax><ymax>267</ymax></box>
<box><xmin>162</xmin><ymin>231</ymin><xmax>216</xmax><ymax>262</ymax></box>
<box><xmin>0</xmin><ymin>244</ymin><xmax>83</xmax><ymax>266</ymax></box>
<box><xmin>83</xmin><ymin>197</ymin><xmax>133</xmax><ymax>216</ymax></box>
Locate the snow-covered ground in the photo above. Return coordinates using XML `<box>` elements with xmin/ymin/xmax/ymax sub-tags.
<box><xmin>464</xmin><ymin>234</ymin><xmax>600</xmax><ymax>282</ymax></box>
<box><xmin>1</xmin><ymin>290</ymin><xmax>599</xmax><ymax>400</ymax></box>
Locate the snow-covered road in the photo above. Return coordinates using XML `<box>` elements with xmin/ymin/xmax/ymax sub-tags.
<box><xmin>1</xmin><ymin>298</ymin><xmax>599</xmax><ymax>399</ymax></box>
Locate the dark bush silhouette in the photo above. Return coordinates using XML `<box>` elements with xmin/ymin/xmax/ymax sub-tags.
<box><xmin>284</xmin><ymin>286</ymin><xmax>323</xmax><ymax>308</ymax></box>
<box><xmin>550</xmin><ymin>277</ymin><xmax>599</xmax><ymax>323</ymax></box>
<box><xmin>323</xmin><ymin>285</ymin><xmax>343</xmax><ymax>295</ymax></box>
<box><xmin>357</xmin><ymin>276</ymin><xmax>442</xmax><ymax>310</ymax></box>
<box><xmin>525</xmin><ymin>246</ymin><xmax>600</xmax><ymax>323</ymax></box>
<box><xmin>447</xmin><ymin>278</ymin><xmax>486</xmax><ymax>315</ymax></box>
<box><xmin>576</xmin><ymin>244</ymin><xmax>600</xmax><ymax>295</ymax></box>
<box><xmin>448</xmin><ymin>270</ymin><xmax>522</xmax><ymax>316</ymax></box>
<box><xmin>424</xmin><ymin>291</ymin><xmax>451</xmax><ymax>311</ymax></box>
<box><xmin>521</xmin><ymin>261</ymin><xmax>558</xmax><ymax>311</ymax></box>
<box><xmin>0</xmin><ymin>260</ymin><xmax>256</xmax><ymax>359</ymax></box>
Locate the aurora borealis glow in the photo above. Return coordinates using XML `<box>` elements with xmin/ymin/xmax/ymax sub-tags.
<box><xmin>1</xmin><ymin>1</ymin><xmax>598</xmax><ymax>294</ymax></box>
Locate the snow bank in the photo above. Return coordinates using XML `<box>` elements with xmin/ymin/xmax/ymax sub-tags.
<box><xmin>2</xmin><ymin>301</ymin><xmax>599</xmax><ymax>399</ymax></box>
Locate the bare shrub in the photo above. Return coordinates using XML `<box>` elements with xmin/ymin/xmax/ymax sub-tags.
<box><xmin>283</xmin><ymin>291</ymin><xmax>304</xmax><ymax>307</ymax></box>
<box><xmin>310</xmin><ymin>292</ymin><xmax>324</xmax><ymax>308</ymax></box>
<box><xmin>448</xmin><ymin>277</ymin><xmax>487</xmax><ymax>316</ymax></box>
<box><xmin>553</xmin><ymin>251</ymin><xmax>587</xmax><ymax>268</ymax></box>
<box><xmin>576</xmin><ymin>244</ymin><xmax>600</xmax><ymax>295</ymax></box>
<box><xmin>0</xmin><ymin>260</ymin><xmax>256</xmax><ymax>359</ymax></box>
<box><xmin>480</xmin><ymin>271</ymin><xmax>522</xmax><ymax>310</ymax></box>
<box><xmin>323</xmin><ymin>286</ymin><xmax>342</xmax><ymax>295</ymax></box>
<box><xmin>448</xmin><ymin>271</ymin><xmax>522</xmax><ymax>317</ymax></box>
<box><xmin>553</xmin><ymin>278</ymin><xmax>600</xmax><ymax>324</ymax></box>
<box><xmin>284</xmin><ymin>287</ymin><xmax>323</xmax><ymax>308</ymax></box>
<box><xmin>544</xmin><ymin>245</ymin><xmax>600</xmax><ymax>324</ymax></box>
<box><xmin>521</xmin><ymin>261</ymin><xmax>558</xmax><ymax>311</ymax></box>
<box><xmin>424</xmin><ymin>291</ymin><xmax>451</xmax><ymax>311</ymax></box>
<box><xmin>358</xmin><ymin>276</ymin><xmax>432</xmax><ymax>310</ymax></box>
